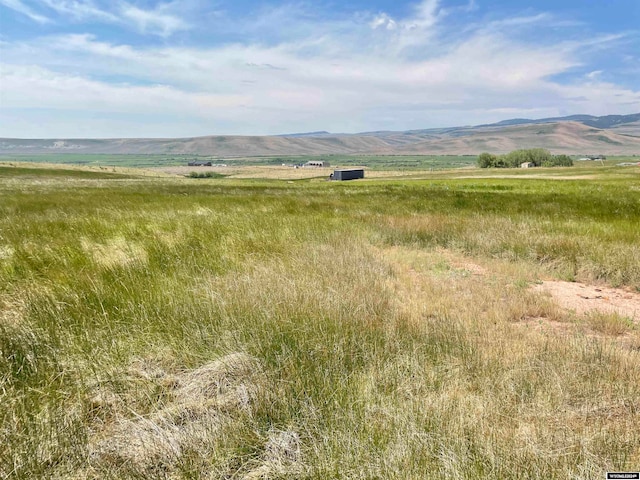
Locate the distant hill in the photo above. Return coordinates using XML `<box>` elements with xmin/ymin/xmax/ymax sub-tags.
<box><xmin>477</xmin><ymin>113</ymin><xmax>640</xmax><ymax>130</ymax></box>
<box><xmin>2</xmin><ymin>113</ymin><xmax>639</xmax><ymax>157</ymax></box>
<box><xmin>275</xmin><ymin>131</ymin><xmax>332</xmax><ymax>137</ymax></box>
<box><xmin>391</xmin><ymin>122</ymin><xmax>640</xmax><ymax>155</ymax></box>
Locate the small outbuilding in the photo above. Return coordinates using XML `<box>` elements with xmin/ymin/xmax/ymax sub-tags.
<box><xmin>304</xmin><ymin>160</ymin><xmax>330</xmax><ymax>167</ymax></box>
<box><xmin>333</xmin><ymin>168</ymin><xmax>364</xmax><ymax>181</ymax></box>
<box><xmin>520</xmin><ymin>162</ymin><xmax>535</xmax><ymax>169</ymax></box>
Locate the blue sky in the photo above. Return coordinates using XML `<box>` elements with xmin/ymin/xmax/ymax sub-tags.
<box><xmin>0</xmin><ymin>0</ymin><xmax>638</xmax><ymax>137</ymax></box>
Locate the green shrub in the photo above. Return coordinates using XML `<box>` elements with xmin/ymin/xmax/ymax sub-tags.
<box><xmin>187</xmin><ymin>171</ymin><xmax>226</xmax><ymax>179</ymax></box>
<box><xmin>478</xmin><ymin>149</ymin><xmax>573</xmax><ymax>168</ymax></box>
<box><xmin>477</xmin><ymin>152</ymin><xmax>497</xmax><ymax>168</ymax></box>
<box><xmin>545</xmin><ymin>154</ymin><xmax>574</xmax><ymax>167</ymax></box>
<box><xmin>502</xmin><ymin>148</ymin><xmax>552</xmax><ymax>167</ymax></box>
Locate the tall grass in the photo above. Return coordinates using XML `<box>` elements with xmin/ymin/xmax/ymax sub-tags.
<box><xmin>1</xmin><ymin>167</ymin><xmax>639</xmax><ymax>478</ymax></box>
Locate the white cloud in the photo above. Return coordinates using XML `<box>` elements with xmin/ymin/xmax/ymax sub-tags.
<box><xmin>409</xmin><ymin>0</ymin><xmax>440</xmax><ymax>29</ymax></box>
<box><xmin>487</xmin><ymin>13</ymin><xmax>551</xmax><ymax>28</ymax></box>
<box><xmin>39</xmin><ymin>0</ymin><xmax>117</xmax><ymax>21</ymax></box>
<box><xmin>370</xmin><ymin>13</ymin><xmax>397</xmax><ymax>30</ymax></box>
<box><xmin>119</xmin><ymin>2</ymin><xmax>189</xmax><ymax>37</ymax></box>
<box><xmin>0</xmin><ymin>0</ymin><xmax>49</xmax><ymax>23</ymax></box>
<box><xmin>0</xmin><ymin>63</ymin><xmax>249</xmax><ymax>113</ymax></box>
<box><xmin>0</xmin><ymin>0</ymin><xmax>638</xmax><ymax>137</ymax></box>
<box><xmin>586</xmin><ymin>70</ymin><xmax>603</xmax><ymax>80</ymax></box>
<box><xmin>1</xmin><ymin>0</ymin><xmax>189</xmax><ymax>36</ymax></box>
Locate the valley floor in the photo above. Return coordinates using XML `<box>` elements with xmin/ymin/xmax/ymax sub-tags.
<box><xmin>1</xmin><ymin>163</ymin><xmax>639</xmax><ymax>479</ymax></box>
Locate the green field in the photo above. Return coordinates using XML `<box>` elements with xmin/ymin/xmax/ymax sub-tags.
<box><xmin>236</xmin><ymin>154</ymin><xmax>480</xmax><ymax>170</ymax></box>
<box><xmin>0</xmin><ymin>165</ymin><xmax>137</xmax><ymax>179</ymax></box>
<box><xmin>1</xmin><ymin>163</ymin><xmax>639</xmax><ymax>479</ymax></box>
<box><xmin>0</xmin><ymin>154</ymin><xmax>190</xmax><ymax>168</ymax></box>
<box><xmin>2</xmin><ymin>153</ymin><xmax>638</xmax><ymax>172</ymax></box>
<box><xmin>0</xmin><ymin>153</ymin><xmax>480</xmax><ymax>170</ymax></box>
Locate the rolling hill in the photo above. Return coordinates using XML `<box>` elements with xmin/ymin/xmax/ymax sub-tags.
<box><xmin>1</xmin><ymin>114</ymin><xmax>639</xmax><ymax>157</ymax></box>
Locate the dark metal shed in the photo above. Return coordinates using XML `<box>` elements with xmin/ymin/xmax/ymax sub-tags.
<box><xmin>333</xmin><ymin>169</ymin><xmax>364</xmax><ymax>181</ymax></box>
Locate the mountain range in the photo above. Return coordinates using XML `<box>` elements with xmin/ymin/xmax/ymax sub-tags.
<box><xmin>2</xmin><ymin>113</ymin><xmax>639</xmax><ymax>157</ymax></box>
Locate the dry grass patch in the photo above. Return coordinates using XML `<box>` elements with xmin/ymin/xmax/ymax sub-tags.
<box><xmin>243</xmin><ymin>429</ymin><xmax>303</xmax><ymax>479</ymax></box>
<box><xmin>81</xmin><ymin>237</ymin><xmax>148</xmax><ymax>269</ymax></box>
<box><xmin>377</xmin><ymin>245</ymin><xmax>562</xmax><ymax>325</ymax></box>
<box><xmin>0</xmin><ymin>295</ymin><xmax>26</xmax><ymax>327</ymax></box>
<box><xmin>88</xmin><ymin>353</ymin><xmax>283</xmax><ymax>478</ymax></box>
<box><xmin>0</xmin><ymin>245</ymin><xmax>14</xmax><ymax>260</ymax></box>
<box><xmin>355</xmin><ymin>244</ymin><xmax>640</xmax><ymax>477</ymax></box>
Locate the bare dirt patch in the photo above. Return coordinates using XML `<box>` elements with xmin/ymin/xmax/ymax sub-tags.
<box><xmin>532</xmin><ymin>281</ymin><xmax>640</xmax><ymax>322</ymax></box>
<box><xmin>378</xmin><ymin>245</ymin><xmax>639</xmax><ymax>343</ymax></box>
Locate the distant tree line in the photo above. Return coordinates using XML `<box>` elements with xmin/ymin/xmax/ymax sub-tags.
<box><xmin>187</xmin><ymin>171</ymin><xmax>226</xmax><ymax>178</ymax></box>
<box><xmin>477</xmin><ymin>149</ymin><xmax>573</xmax><ymax>168</ymax></box>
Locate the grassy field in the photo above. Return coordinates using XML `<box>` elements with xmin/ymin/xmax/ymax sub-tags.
<box><xmin>230</xmin><ymin>154</ymin><xmax>480</xmax><ymax>170</ymax></box>
<box><xmin>0</xmin><ymin>154</ymin><xmax>185</xmax><ymax>168</ymax></box>
<box><xmin>0</xmin><ymin>153</ymin><xmax>479</xmax><ymax>170</ymax></box>
<box><xmin>2</xmin><ymin>152</ymin><xmax>638</xmax><ymax>172</ymax></box>
<box><xmin>1</xmin><ymin>163</ymin><xmax>639</xmax><ymax>479</ymax></box>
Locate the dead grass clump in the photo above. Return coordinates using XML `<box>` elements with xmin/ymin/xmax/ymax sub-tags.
<box><xmin>86</xmin><ymin>387</ymin><xmax>125</xmax><ymax>425</ymax></box>
<box><xmin>174</xmin><ymin>352</ymin><xmax>262</xmax><ymax>410</ymax></box>
<box><xmin>0</xmin><ymin>245</ymin><xmax>14</xmax><ymax>260</ymax></box>
<box><xmin>86</xmin><ymin>356</ymin><xmax>176</xmax><ymax>427</ymax></box>
<box><xmin>264</xmin><ymin>429</ymin><xmax>301</xmax><ymax>463</ymax></box>
<box><xmin>90</xmin><ymin>353</ymin><xmax>265</xmax><ymax>477</ymax></box>
<box><xmin>128</xmin><ymin>356</ymin><xmax>173</xmax><ymax>382</ymax></box>
<box><xmin>244</xmin><ymin>429</ymin><xmax>303</xmax><ymax>479</ymax></box>
<box><xmin>0</xmin><ymin>295</ymin><xmax>26</xmax><ymax>327</ymax></box>
<box><xmin>81</xmin><ymin>237</ymin><xmax>148</xmax><ymax>269</ymax></box>
<box><xmin>92</xmin><ymin>413</ymin><xmax>186</xmax><ymax>474</ymax></box>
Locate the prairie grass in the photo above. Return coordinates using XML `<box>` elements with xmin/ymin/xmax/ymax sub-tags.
<box><xmin>586</xmin><ymin>312</ymin><xmax>635</xmax><ymax>336</ymax></box>
<box><xmin>1</xmin><ymin>165</ymin><xmax>639</xmax><ymax>479</ymax></box>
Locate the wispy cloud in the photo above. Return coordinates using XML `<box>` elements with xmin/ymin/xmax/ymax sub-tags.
<box><xmin>119</xmin><ymin>2</ymin><xmax>189</xmax><ymax>37</ymax></box>
<box><xmin>0</xmin><ymin>0</ymin><xmax>638</xmax><ymax>137</ymax></box>
<box><xmin>39</xmin><ymin>0</ymin><xmax>117</xmax><ymax>21</ymax></box>
<box><xmin>0</xmin><ymin>0</ymin><xmax>49</xmax><ymax>23</ymax></box>
<box><xmin>485</xmin><ymin>12</ymin><xmax>552</xmax><ymax>28</ymax></box>
<box><xmin>1</xmin><ymin>63</ymin><xmax>249</xmax><ymax>113</ymax></box>
<box><xmin>408</xmin><ymin>0</ymin><xmax>440</xmax><ymax>29</ymax></box>
<box><xmin>370</xmin><ymin>13</ymin><xmax>397</xmax><ymax>31</ymax></box>
<box><xmin>1</xmin><ymin>0</ymin><xmax>189</xmax><ymax>36</ymax></box>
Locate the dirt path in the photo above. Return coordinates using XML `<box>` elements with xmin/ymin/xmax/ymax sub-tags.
<box><xmin>532</xmin><ymin>281</ymin><xmax>640</xmax><ymax>322</ymax></box>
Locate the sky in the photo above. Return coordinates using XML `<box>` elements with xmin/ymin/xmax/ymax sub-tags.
<box><xmin>0</xmin><ymin>0</ymin><xmax>639</xmax><ymax>138</ymax></box>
